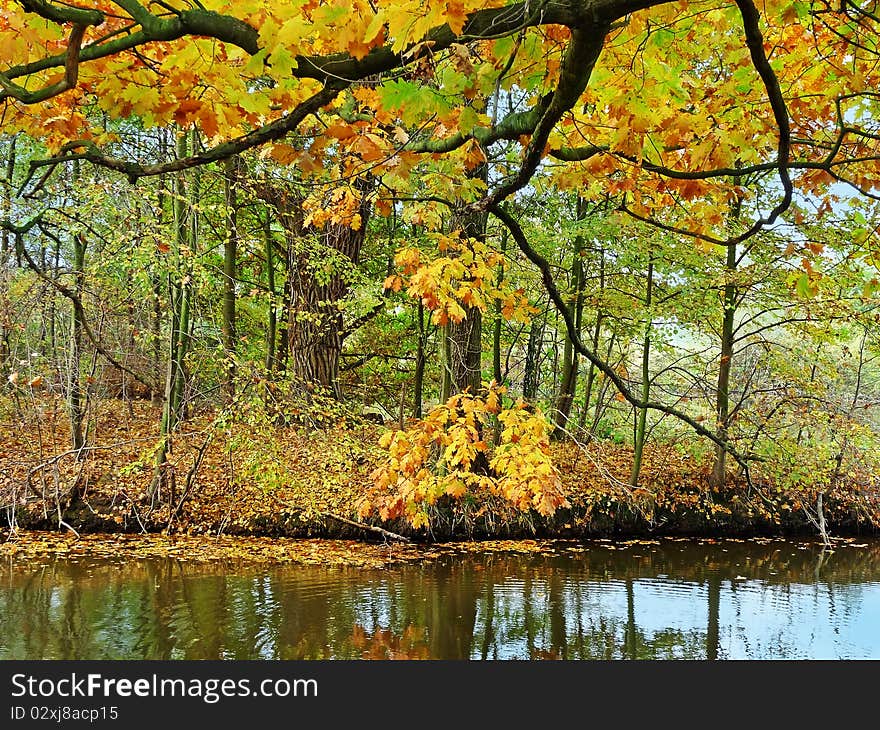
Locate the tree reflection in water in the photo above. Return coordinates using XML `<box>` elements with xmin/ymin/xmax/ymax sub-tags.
<box><xmin>2</xmin><ymin>540</ymin><xmax>879</xmax><ymax>660</ymax></box>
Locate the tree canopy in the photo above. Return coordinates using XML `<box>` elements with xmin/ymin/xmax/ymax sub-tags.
<box><xmin>2</xmin><ymin>0</ymin><xmax>879</xmax><ymax>218</ymax></box>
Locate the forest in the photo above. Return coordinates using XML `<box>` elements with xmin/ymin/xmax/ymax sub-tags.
<box><xmin>2</xmin><ymin>0</ymin><xmax>880</xmax><ymax>545</ymax></box>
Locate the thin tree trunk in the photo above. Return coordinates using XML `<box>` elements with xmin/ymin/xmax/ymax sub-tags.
<box><xmin>123</xmin><ymin>298</ymin><xmax>136</xmax><ymax>402</ymax></box>
<box><xmin>413</xmin><ymin>301</ymin><xmax>426</xmax><ymax>418</ymax></box>
<box><xmin>264</xmin><ymin>211</ymin><xmax>278</xmax><ymax>373</ymax></box>
<box><xmin>69</xmin><ymin>233</ymin><xmax>86</xmax><ymax>455</ymax></box>
<box><xmin>553</xmin><ymin>324</ymin><xmax>577</xmax><ymax>434</ymax></box>
<box><xmin>152</xmin><ymin>131</ymin><xmax>196</xmax><ymax>499</ymax></box>
<box><xmin>578</xmin><ymin>247</ymin><xmax>605</xmax><ymax>432</ymax></box>
<box><xmin>440</xmin><ymin>324</ymin><xmax>453</xmax><ymax>402</ymax></box>
<box><xmin>712</xmin><ymin>187</ymin><xmax>743</xmax><ymax>486</ymax></box>
<box><xmin>170</xmin><ymin>264</ymin><xmax>192</xmax><ymax>421</ymax></box>
<box><xmin>712</xmin><ymin>240</ymin><xmax>737</xmax><ymax>486</ymax></box>
<box><xmin>492</xmin><ymin>228</ymin><xmax>507</xmax><ymax>385</ymax></box>
<box><xmin>553</xmin><ymin>197</ymin><xmax>586</xmax><ymax>438</ymax></box>
<box><xmin>38</xmin><ymin>242</ymin><xmax>48</xmax><ymax>347</ymax></box>
<box><xmin>48</xmin><ymin>238</ymin><xmax>61</xmax><ymax>364</ymax></box>
<box><xmin>589</xmin><ymin>332</ymin><xmax>618</xmax><ymax>436</ymax></box>
<box><xmin>795</xmin><ymin>347</ymin><xmax>821</xmax><ymax>446</ymax></box>
<box><xmin>169</xmin><ymin>133</ymin><xmax>196</xmax><ymax>425</ymax></box>
<box><xmin>276</xmin><ymin>257</ymin><xmax>290</xmax><ymax>374</ymax></box>
<box><xmin>706</xmin><ymin>575</ymin><xmax>721</xmax><ymax>660</ymax></box>
<box><xmin>151</xmin><ymin>274</ymin><xmax>162</xmax><ymax>406</ymax></box>
<box><xmin>578</xmin><ymin>312</ymin><xmax>603</xmax><ymax>428</ymax></box>
<box><xmin>0</xmin><ymin>136</ymin><xmax>16</xmax><ymax>377</ymax></box>
<box><xmin>630</xmin><ymin>256</ymin><xmax>654</xmax><ymax>487</ymax></box>
<box><xmin>624</xmin><ymin>579</ymin><xmax>638</xmax><ymax>659</ymax></box>
<box><xmin>221</xmin><ymin>156</ymin><xmax>238</xmax><ymax>397</ymax></box>
<box><xmin>490</xmin><ymin>241</ymin><xmax>504</xmax><ymax>445</ymax></box>
<box><xmin>522</xmin><ymin>314</ymin><xmax>543</xmax><ymax>400</ymax></box>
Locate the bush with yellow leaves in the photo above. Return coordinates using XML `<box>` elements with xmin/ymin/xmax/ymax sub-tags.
<box><xmin>362</xmin><ymin>382</ymin><xmax>569</xmax><ymax>530</ymax></box>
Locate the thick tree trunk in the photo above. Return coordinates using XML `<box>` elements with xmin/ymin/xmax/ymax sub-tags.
<box><xmin>445</xmin><ymin>307</ymin><xmax>483</xmax><ymax>395</ymax></box>
<box><xmin>254</xmin><ymin>176</ymin><xmax>374</xmax><ymax>399</ymax></box>
<box><xmin>287</xmin><ymin>183</ymin><xmax>372</xmax><ymax>400</ymax></box>
<box><xmin>443</xmin><ymin>165</ymin><xmax>488</xmax><ymax>397</ymax></box>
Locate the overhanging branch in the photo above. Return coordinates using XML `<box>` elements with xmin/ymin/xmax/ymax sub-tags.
<box><xmin>477</xmin><ymin>24</ymin><xmax>610</xmax><ymax>211</ymax></box>
<box><xmin>0</xmin><ymin>23</ymin><xmax>89</xmax><ymax>104</ymax></box>
<box><xmin>19</xmin><ymin>83</ymin><xmax>345</xmax><ymax>189</ymax></box>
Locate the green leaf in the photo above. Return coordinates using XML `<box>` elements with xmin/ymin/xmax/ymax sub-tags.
<box><xmin>796</xmin><ymin>273</ymin><xmax>816</xmax><ymax>298</ymax></box>
<box><xmin>378</xmin><ymin>80</ymin><xmax>451</xmax><ymax>125</ymax></box>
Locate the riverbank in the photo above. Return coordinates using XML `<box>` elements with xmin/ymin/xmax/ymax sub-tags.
<box><xmin>3</xmin><ymin>398</ymin><xmax>879</xmax><ymax>541</ymax></box>
<box><xmin>0</xmin><ymin>530</ymin><xmax>721</xmax><ymax>566</ymax></box>
<box><xmin>1</xmin><ymin>529</ymin><xmax>871</xmax><ymax>569</ymax></box>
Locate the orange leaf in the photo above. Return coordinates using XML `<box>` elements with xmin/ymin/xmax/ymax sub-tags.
<box><xmin>326</xmin><ymin>123</ymin><xmax>357</xmax><ymax>141</ymax></box>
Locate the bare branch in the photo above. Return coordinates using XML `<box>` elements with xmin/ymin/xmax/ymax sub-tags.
<box><xmin>490</xmin><ymin>202</ymin><xmax>758</xmax><ymax>478</ymax></box>
<box><xmin>4</xmin><ymin>220</ymin><xmax>157</xmax><ymax>393</ymax></box>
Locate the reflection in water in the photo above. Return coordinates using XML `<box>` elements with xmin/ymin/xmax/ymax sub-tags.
<box><xmin>2</xmin><ymin>540</ymin><xmax>880</xmax><ymax>659</ymax></box>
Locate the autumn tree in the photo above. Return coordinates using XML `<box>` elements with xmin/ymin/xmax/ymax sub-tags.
<box><xmin>5</xmin><ymin>0</ymin><xmax>880</xmax><ymax>526</ymax></box>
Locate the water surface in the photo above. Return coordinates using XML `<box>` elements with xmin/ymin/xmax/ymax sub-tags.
<box><xmin>2</xmin><ymin>539</ymin><xmax>879</xmax><ymax>659</ymax></box>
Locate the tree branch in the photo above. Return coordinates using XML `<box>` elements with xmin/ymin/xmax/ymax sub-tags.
<box><xmin>478</xmin><ymin>24</ymin><xmax>610</xmax><ymax>211</ymax></box>
<box><xmin>321</xmin><ymin>511</ymin><xmax>411</xmax><ymax>542</ymax></box>
<box><xmin>490</xmin><ymin>202</ymin><xmax>758</xmax><ymax>479</ymax></box>
<box><xmin>20</xmin><ymin>84</ymin><xmax>345</xmax><ymax>188</ymax></box>
<box><xmin>0</xmin><ymin>23</ymin><xmax>89</xmax><ymax>104</ymax></box>
<box><xmin>5</xmin><ymin>219</ymin><xmax>157</xmax><ymax>393</ymax></box>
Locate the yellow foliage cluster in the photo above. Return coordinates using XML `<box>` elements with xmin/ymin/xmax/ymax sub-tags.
<box><xmin>383</xmin><ymin>233</ymin><xmax>534</xmax><ymax>326</ymax></box>
<box><xmin>303</xmin><ymin>185</ymin><xmax>364</xmax><ymax>230</ymax></box>
<box><xmin>364</xmin><ymin>382</ymin><xmax>569</xmax><ymax>529</ymax></box>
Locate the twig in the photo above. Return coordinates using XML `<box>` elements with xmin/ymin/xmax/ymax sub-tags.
<box><xmin>321</xmin><ymin>511</ymin><xmax>410</xmax><ymax>542</ymax></box>
<box><xmin>167</xmin><ymin>434</ymin><xmax>212</xmax><ymax>529</ymax></box>
<box><xmin>57</xmin><ymin>519</ymin><xmax>80</xmax><ymax>538</ymax></box>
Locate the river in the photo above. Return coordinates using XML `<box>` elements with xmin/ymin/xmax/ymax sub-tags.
<box><xmin>2</xmin><ymin>539</ymin><xmax>879</xmax><ymax>659</ymax></box>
